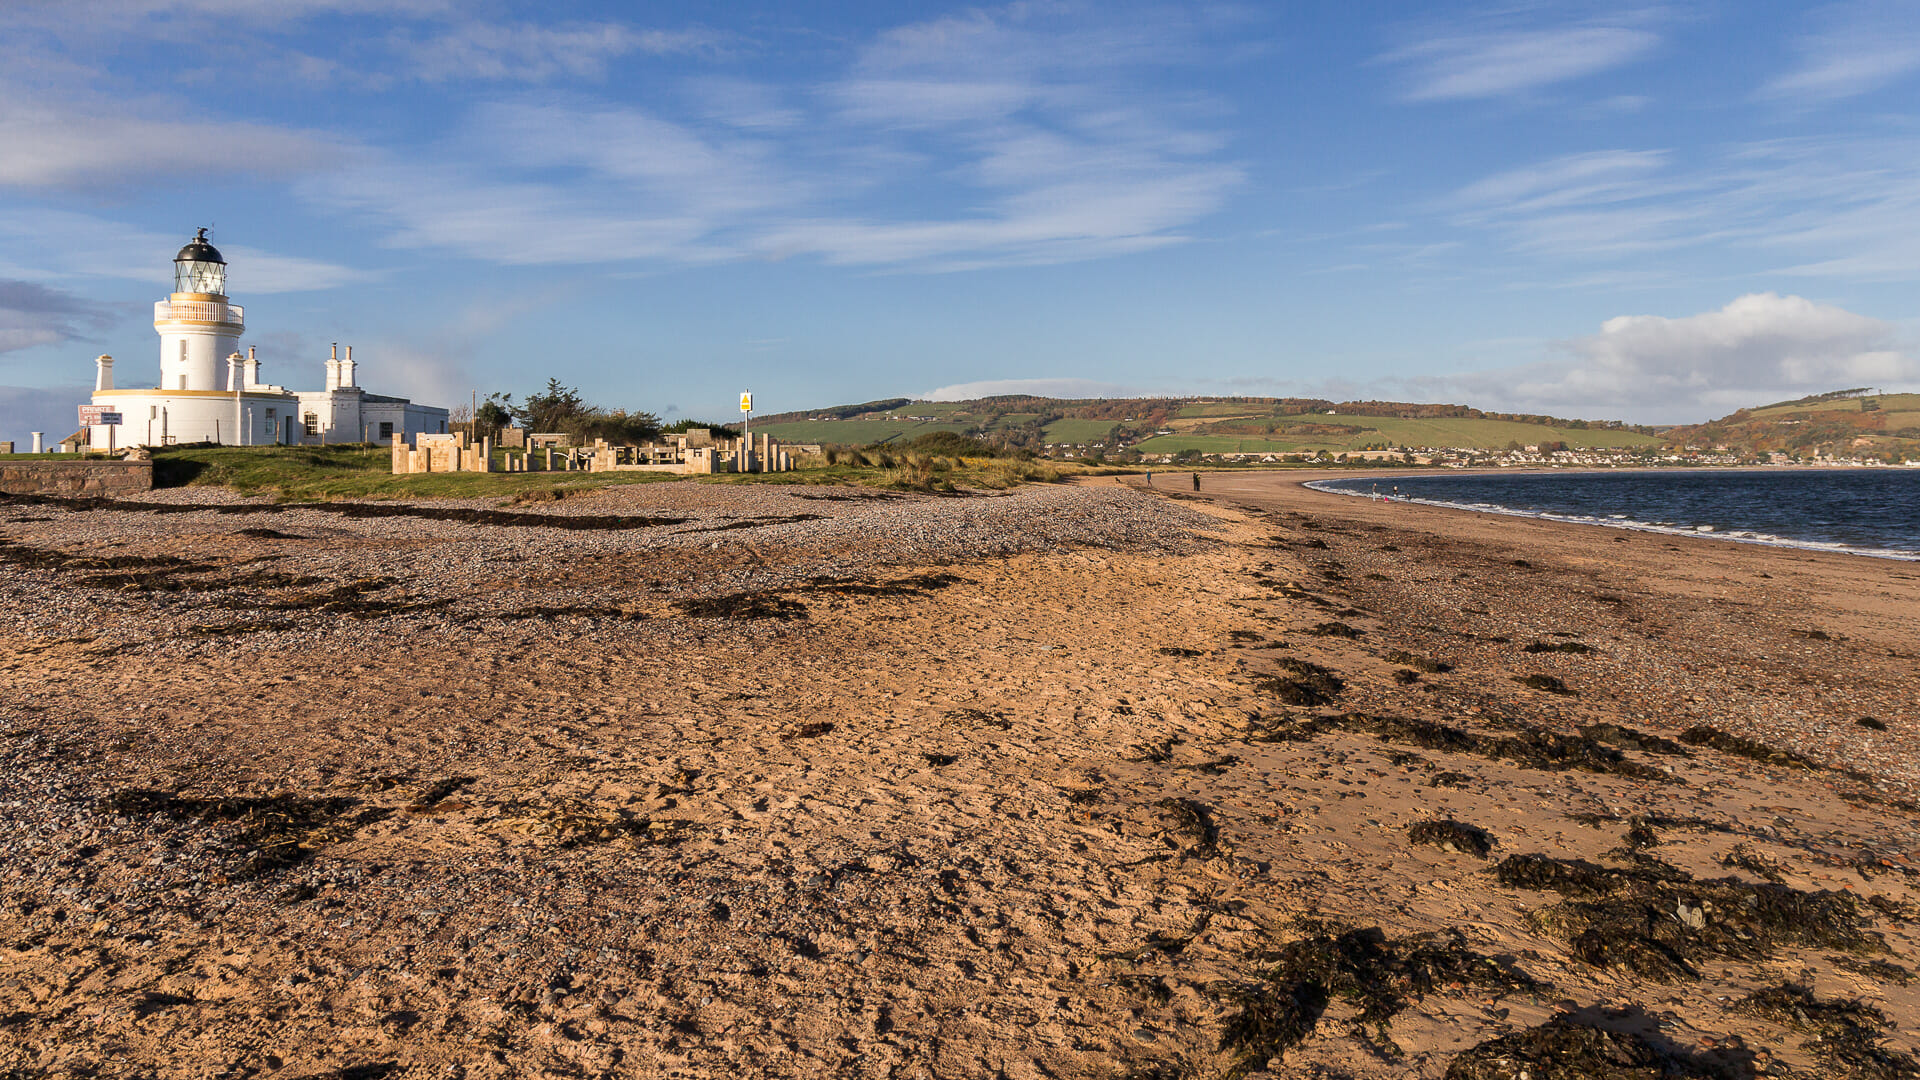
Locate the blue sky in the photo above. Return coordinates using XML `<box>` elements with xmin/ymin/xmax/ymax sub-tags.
<box><xmin>3</xmin><ymin>0</ymin><xmax>1919</xmax><ymax>438</ymax></box>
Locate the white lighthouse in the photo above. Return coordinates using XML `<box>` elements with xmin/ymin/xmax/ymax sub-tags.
<box><xmin>83</xmin><ymin>230</ymin><xmax>449</xmax><ymax>449</ymax></box>
<box><xmin>155</xmin><ymin>229</ymin><xmax>244</xmax><ymax>392</ymax></box>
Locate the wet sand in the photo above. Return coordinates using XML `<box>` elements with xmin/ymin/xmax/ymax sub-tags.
<box><xmin>3</xmin><ymin>474</ymin><xmax>1918</xmax><ymax>1079</ymax></box>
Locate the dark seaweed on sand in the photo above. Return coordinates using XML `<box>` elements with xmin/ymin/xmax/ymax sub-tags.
<box><xmin>1680</xmin><ymin>726</ymin><xmax>1825</xmax><ymax>770</ymax></box>
<box><xmin>1256</xmin><ymin>658</ymin><xmax>1346</xmax><ymax>707</ymax></box>
<box><xmin>1155</xmin><ymin>798</ymin><xmax>1220</xmax><ymax>858</ymax></box>
<box><xmin>1261</xmin><ymin>713</ymin><xmax>1671</xmax><ymax>780</ymax></box>
<box><xmin>1495</xmin><ymin>852</ymin><xmax>1885</xmax><ymax>982</ymax></box>
<box><xmin>1218</xmin><ymin>923</ymin><xmax>1535</xmax><ymax>1073</ymax></box>
<box><xmin>1734</xmin><ymin>984</ymin><xmax>1920</xmax><ymax>1080</ymax></box>
<box><xmin>675</xmin><ymin>592</ymin><xmax>809</xmax><ymax>620</ymax></box>
<box><xmin>102</xmin><ymin>788</ymin><xmax>359</xmax><ymax>880</ymax></box>
<box><xmin>1409</xmin><ymin>819</ymin><xmax>1494</xmax><ymax>858</ymax></box>
<box><xmin>1382</xmin><ymin>649</ymin><xmax>1451</xmax><ymax>673</ymax></box>
<box><xmin>1581</xmin><ymin>723</ymin><xmax>1691</xmax><ymax>756</ymax></box>
<box><xmin>1523</xmin><ymin>640</ymin><xmax>1596</xmax><ymax>654</ymax></box>
<box><xmin>1444</xmin><ymin>1017</ymin><xmax>1726</xmax><ymax>1080</ymax></box>
<box><xmin>1513</xmin><ymin>673</ymin><xmax>1574</xmax><ymax>694</ymax></box>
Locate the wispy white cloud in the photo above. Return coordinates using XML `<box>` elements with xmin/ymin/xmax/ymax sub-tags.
<box><xmin>1439</xmin><ymin>135</ymin><xmax>1920</xmax><ymax>280</ymax></box>
<box><xmin>389</xmin><ymin>22</ymin><xmax>722</xmax><ymax>83</ymax></box>
<box><xmin>1382</xmin><ymin>14</ymin><xmax>1661</xmax><ymax>102</ymax></box>
<box><xmin>299</xmin><ymin>4</ymin><xmax>1245</xmax><ymax>272</ymax></box>
<box><xmin>1764</xmin><ymin>0</ymin><xmax>1920</xmax><ymax>103</ymax></box>
<box><xmin>0</xmin><ymin>85</ymin><xmax>347</xmax><ymax>189</ymax></box>
<box><xmin>0</xmin><ymin>211</ymin><xmax>357</xmax><ymax>293</ymax></box>
<box><xmin>1406</xmin><ymin>294</ymin><xmax>1917</xmax><ymax>422</ymax></box>
<box><xmin>923</xmin><ymin>377</ymin><xmax>1149</xmax><ymax>401</ymax></box>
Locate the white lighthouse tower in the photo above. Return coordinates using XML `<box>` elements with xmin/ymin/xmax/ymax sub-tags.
<box><xmin>155</xmin><ymin>229</ymin><xmax>244</xmax><ymax>391</ymax></box>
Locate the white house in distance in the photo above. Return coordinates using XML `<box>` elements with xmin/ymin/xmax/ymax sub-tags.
<box><xmin>85</xmin><ymin>230</ymin><xmax>448</xmax><ymax>449</ymax></box>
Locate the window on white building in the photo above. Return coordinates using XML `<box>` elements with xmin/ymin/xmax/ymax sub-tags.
<box><xmin>304</xmin><ymin>412</ymin><xmax>319</xmax><ymax>436</ymax></box>
<box><xmin>379</xmin><ymin>421</ymin><xmax>394</xmax><ymax>439</ymax></box>
<box><xmin>178</xmin><ymin>374</ymin><xmax>187</xmax><ymax>390</ymax></box>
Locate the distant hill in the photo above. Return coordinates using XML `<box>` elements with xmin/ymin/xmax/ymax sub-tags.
<box><xmin>752</xmin><ymin>395</ymin><xmax>1666</xmax><ymax>457</ymax></box>
<box><xmin>1661</xmin><ymin>390</ymin><xmax>1920</xmax><ymax>463</ymax></box>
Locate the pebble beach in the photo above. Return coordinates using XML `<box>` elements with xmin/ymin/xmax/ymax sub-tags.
<box><xmin>3</xmin><ymin>472</ymin><xmax>1918</xmax><ymax>1078</ymax></box>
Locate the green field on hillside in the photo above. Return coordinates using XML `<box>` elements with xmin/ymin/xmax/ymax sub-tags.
<box><xmin>1042</xmin><ymin>419</ymin><xmax>1117</xmax><ymax>443</ymax></box>
<box><xmin>753</xmin><ymin>419</ymin><xmax>976</xmax><ymax>445</ymax></box>
<box><xmin>1176</xmin><ymin>402</ymin><xmax>1271</xmax><ymax>418</ymax></box>
<box><xmin>1747</xmin><ymin>393</ymin><xmax>1920</xmax><ymax>424</ymax></box>
<box><xmin>1136</xmin><ymin>414</ymin><xmax>1662</xmax><ymax>454</ymax></box>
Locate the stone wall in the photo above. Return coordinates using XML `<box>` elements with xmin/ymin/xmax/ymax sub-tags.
<box><xmin>0</xmin><ymin>459</ymin><xmax>153</xmax><ymax>498</ymax></box>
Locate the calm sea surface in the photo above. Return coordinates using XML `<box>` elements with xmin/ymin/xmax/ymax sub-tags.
<box><xmin>1309</xmin><ymin>469</ymin><xmax>1920</xmax><ymax>561</ymax></box>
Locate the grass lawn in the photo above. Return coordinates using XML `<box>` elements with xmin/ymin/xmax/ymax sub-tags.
<box><xmin>1041</xmin><ymin>419</ymin><xmax>1117</xmax><ymax>443</ymax></box>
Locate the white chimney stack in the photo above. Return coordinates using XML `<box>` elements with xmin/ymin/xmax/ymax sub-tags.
<box><xmin>245</xmin><ymin>345</ymin><xmax>259</xmax><ymax>388</ymax></box>
<box><xmin>342</xmin><ymin>344</ymin><xmax>357</xmax><ymax>389</ymax></box>
<box><xmin>31</xmin><ymin>432</ymin><xmax>44</xmax><ymax>454</ymax></box>
<box><xmin>94</xmin><ymin>354</ymin><xmax>114</xmax><ymax>392</ymax></box>
<box><xmin>326</xmin><ymin>342</ymin><xmax>340</xmax><ymax>391</ymax></box>
<box><xmin>227</xmin><ymin>352</ymin><xmax>244</xmax><ymax>392</ymax></box>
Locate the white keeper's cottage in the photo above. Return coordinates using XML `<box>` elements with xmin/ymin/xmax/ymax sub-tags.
<box><xmin>84</xmin><ymin>230</ymin><xmax>448</xmax><ymax>449</ymax></box>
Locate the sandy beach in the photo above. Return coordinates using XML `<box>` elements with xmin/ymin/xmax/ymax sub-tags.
<box><xmin>3</xmin><ymin>471</ymin><xmax>1918</xmax><ymax>1079</ymax></box>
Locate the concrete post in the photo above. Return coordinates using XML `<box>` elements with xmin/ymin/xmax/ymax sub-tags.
<box><xmin>31</xmin><ymin>432</ymin><xmax>43</xmax><ymax>453</ymax></box>
<box><xmin>480</xmin><ymin>436</ymin><xmax>492</xmax><ymax>473</ymax></box>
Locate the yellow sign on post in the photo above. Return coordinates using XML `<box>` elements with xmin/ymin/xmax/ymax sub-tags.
<box><xmin>739</xmin><ymin>392</ymin><xmax>753</xmax><ymax>413</ymax></box>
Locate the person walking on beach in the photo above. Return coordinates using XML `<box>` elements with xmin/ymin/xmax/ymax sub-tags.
<box><xmin>1146</xmin><ymin>470</ymin><xmax>1153</xmax><ymax>487</ymax></box>
<box><xmin>1191</xmin><ymin>472</ymin><xmax>1200</xmax><ymax>491</ymax></box>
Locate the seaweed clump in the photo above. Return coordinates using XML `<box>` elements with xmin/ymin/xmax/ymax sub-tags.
<box><xmin>1262</xmin><ymin>713</ymin><xmax>1670</xmax><ymax>780</ymax></box>
<box><xmin>1523</xmin><ymin>640</ymin><xmax>1595</xmax><ymax>654</ymax></box>
<box><xmin>1513</xmin><ymin>673</ymin><xmax>1574</xmax><ymax>694</ymax></box>
<box><xmin>1495</xmin><ymin>852</ymin><xmax>1884</xmax><ymax>982</ymax></box>
<box><xmin>1255</xmin><ymin>658</ymin><xmax>1345</xmax><ymax>707</ymax></box>
<box><xmin>675</xmin><ymin>592</ymin><xmax>809</xmax><ymax>620</ymax></box>
<box><xmin>1445</xmin><ymin>1017</ymin><xmax>1725</xmax><ymax>1079</ymax></box>
<box><xmin>1580</xmin><ymin>722</ymin><xmax>1691</xmax><ymax>756</ymax></box>
<box><xmin>1155</xmin><ymin>798</ymin><xmax>1220</xmax><ymax>858</ymax></box>
<box><xmin>1733</xmin><ymin>984</ymin><xmax>1920</xmax><ymax>1079</ymax></box>
<box><xmin>1680</xmin><ymin>726</ymin><xmax>1824</xmax><ymax>770</ymax></box>
<box><xmin>1408</xmin><ymin>819</ymin><xmax>1494</xmax><ymax>858</ymax></box>
<box><xmin>1220</xmin><ymin>924</ymin><xmax>1534</xmax><ymax>1072</ymax></box>
<box><xmin>102</xmin><ymin>788</ymin><xmax>359</xmax><ymax>881</ymax></box>
<box><xmin>1382</xmin><ymin>650</ymin><xmax>1451</xmax><ymax>673</ymax></box>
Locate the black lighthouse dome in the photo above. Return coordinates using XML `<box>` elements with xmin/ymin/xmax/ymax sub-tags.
<box><xmin>175</xmin><ymin>227</ymin><xmax>225</xmax><ymax>266</ymax></box>
<box><xmin>173</xmin><ymin>228</ymin><xmax>228</xmax><ymax>296</ymax></box>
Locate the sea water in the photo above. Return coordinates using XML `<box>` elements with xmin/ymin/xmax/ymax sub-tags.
<box><xmin>1309</xmin><ymin>469</ymin><xmax>1920</xmax><ymax>561</ymax></box>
